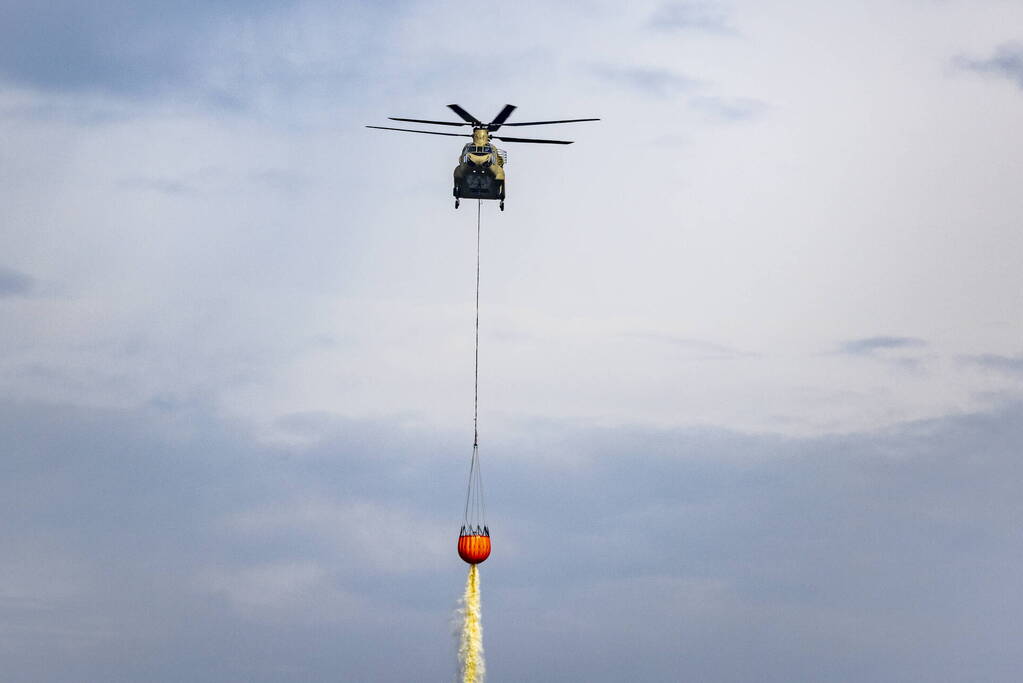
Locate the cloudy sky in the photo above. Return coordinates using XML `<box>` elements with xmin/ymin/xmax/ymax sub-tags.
<box><xmin>2</xmin><ymin>1</ymin><xmax>1023</xmax><ymax>681</ymax></box>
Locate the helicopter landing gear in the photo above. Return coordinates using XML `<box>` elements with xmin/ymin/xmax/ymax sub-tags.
<box><xmin>499</xmin><ymin>200</ymin><xmax>504</xmax><ymax>211</ymax></box>
<box><xmin>455</xmin><ymin>198</ymin><xmax>460</xmax><ymax>209</ymax></box>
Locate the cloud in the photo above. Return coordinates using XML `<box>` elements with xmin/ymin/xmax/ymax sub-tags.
<box><xmin>4</xmin><ymin>3</ymin><xmax>1023</xmax><ymax>677</ymax></box>
<box><xmin>0</xmin><ymin>266</ymin><xmax>34</xmax><ymax>296</ymax></box>
<box><xmin>648</xmin><ymin>2</ymin><xmax>733</xmax><ymax>33</ymax></box>
<box><xmin>590</xmin><ymin>63</ymin><xmax>762</xmax><ymax>120</ymax></box>
<box><xmin>118</xmin><ymin>177</ymin><xmax>196</xmax><ymax>195</ymax></box>
<box><xmin>689</xmin><ymin>95</ymin><xmax>766</xmax><ymax>121</ymax></box>
<box><xmin>250</xmin><ymin>169</ymin><xmax>310</xmax><ymax>195</ymax></box>
<box><xmin>591</xmin><ymin>65</ymin><xmax>699</xmax><ymax>97</ymax></box>
<box><xmin>0</xmin><ymin>2</ymin><xmax>207</xmax><ymax>95</ymax></box>
<box><xmin>955</xmin><ymin>43</ymin><xmax>1023</xmax><ymax>89</ymax></box>
<box><xmin>839</xmin><ymin>336</ymin><xmax>926</xmax><ymax>355</ymax></box>
<box><xmin>4</xmin><ymin>396</ymin><xmax>1023</xmax><ymax>681</ymax></box>
<box><xmin>628</xmin><ymin>333</ymin><xmax>757</xmax><ymax>359</ymax></box>
<box><xmin>0</xmin><ymin>1</ymin><xmax>389</xmax><ymax>108</ymax></box>
<box><xmin>962</xmin><ymin>353</ymin><xmax>1023</xmax><ymax>376</ymax></box>
<box><xmin>198</xmin><ymin>561</ymin><xmax>329</xmax><ymax>610</ymax></box>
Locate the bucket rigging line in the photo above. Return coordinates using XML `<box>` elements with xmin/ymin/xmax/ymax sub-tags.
<box><xmin>464</xmin><ymin>199</ymin><xmax>486</xmax><ymax>533</ymax></box>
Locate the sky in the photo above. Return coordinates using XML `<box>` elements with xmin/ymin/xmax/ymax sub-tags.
<box><xmin>2</xmin><ymin>1</ymin><xmax>1023</xmax><ymax>681</ymax></box>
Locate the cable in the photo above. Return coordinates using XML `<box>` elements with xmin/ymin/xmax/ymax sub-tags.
<box><xmin>463</xmin><ymin>199</ymin><xmax>486</xmax><ymax>530</ymax></box>
<box><xmin>474</xmin><ymin>198</ymin><xmax>480</xmax><ymax>450</ymax></box>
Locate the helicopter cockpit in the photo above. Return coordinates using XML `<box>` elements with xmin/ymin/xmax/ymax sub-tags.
<box><xmin>462</xmin><ymin>143</ymin><xmax>498</xmax><ymax>166</ymax></box>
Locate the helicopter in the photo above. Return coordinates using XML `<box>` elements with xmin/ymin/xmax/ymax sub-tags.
<box><xmin>367</xmin><ymin>104</ymin><xmax>598</xmax><ymax>210</ymax></box>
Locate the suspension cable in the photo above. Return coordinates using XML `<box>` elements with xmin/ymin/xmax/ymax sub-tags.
<box><xmin>474</xmin><ymin>198</ymin><xmax>480</xmax><ymax>449</ymax></box>
<box><xmin>463</xmin><ymin>199</ymin><xmax>486</xmax><ymax>530</ymax></box>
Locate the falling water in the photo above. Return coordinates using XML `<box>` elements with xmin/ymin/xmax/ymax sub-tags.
<box><xmin>458</xmin><ymin>565</ymin><xmax>485</xmax><ymax>683</ymax></box>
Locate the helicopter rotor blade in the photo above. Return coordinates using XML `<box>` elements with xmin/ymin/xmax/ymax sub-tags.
<box><xmin>389</xmin><ymin>117</ymin><xmax>472</xmax><ymax>127</ymax></box>
<box><xmin>492</xmin><ymin>135</ymin><xmax>574</xmax><ymax>144</ymax></box>
<box><xmin>500</xmin><ymin>118</ymin><xmax>600</xmax><ymax>126</ymax></box>
<box><xmin>487</xmin><ymin>104</ymin><xmax>517</xmax><ymax>131</ymax></box>
<box><xmin>447</xmin><ymin>104</ymin><xmax>481</xmax><ymax>125</ymax></box>
<box><xmin>366</xmin><ymin>125</ymin><xmax>472</xmax><ymax>138</ymax></box>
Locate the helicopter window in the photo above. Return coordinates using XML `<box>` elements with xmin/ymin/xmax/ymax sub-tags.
<box><xmin>473</xmin><ymin>145</ymin><xmax>492</xmax><ymax>154</ymax></box>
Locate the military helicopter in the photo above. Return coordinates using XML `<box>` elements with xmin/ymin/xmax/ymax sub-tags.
<box><xmin>367</xmin><ymin>104</ymin><xmax>598</xmax><ymax>210</ymax></box>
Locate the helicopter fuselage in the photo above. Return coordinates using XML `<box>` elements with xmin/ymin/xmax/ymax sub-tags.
<box><xmin>453</xmin><ymin>128</ymin><xmax>506</xmax><ymax>204</ymax></box>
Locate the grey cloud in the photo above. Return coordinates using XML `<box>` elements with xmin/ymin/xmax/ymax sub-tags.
<box><xmin>251</xmin><ymin>169</ymin><xmax>310</xmax><ymax>195</ymax></box>
<box><xmin>955</xmin><ymin>43</ymin><xmax>1023</xmax><ymax>89</ymax></box>
<box><xmin>591</xmin><ymin>65</ymin><xmax>762</xmax><ymax>119</ymax></box>
<box><xmin>628</xmin><ymin>333</ymin><xmax>758</xmax><ymax>359</ymax></box>
<box><xmin>592</xmin><ymin>65</ymin><xmax>699</xmax><ymax>97</ymax></box>
<box><xmin>4</xmin><ymin>397</ymin><xmax>1023</xmax><ymax>681</ymax></box>
<box><xmin>0</xmin><ymin>1</ymin><xmax>383</xmax><ymax>101</ymax></box>
<box><xmin>0</xmin><ymin>399</ymin><xmax>463</xmax><ymax>682</ymax></box>
<box><xmin>962</xmin><ymin>353</ymin><xmax>1023</xmax><ymax>375</ymax></box>
<box><xmin>118</xmin><ymin>167</ymin><xmax>307</xmax><ymax>199</ymax></box>
<box><xmin>0</xmin><ymin>99</ymin><xmax>130</xmax><ymax>126</ymax></box>
<box><xmin>839</xmin><ymin>335</ymin><xmax>926</xmax><ymax>355</ymax></box>
<box><xmin>118</xmin><ymin>177</ymin><xmax>196</xmax><ymax>195</ymax></box>
<box><xmin>0</xmin><ymin>2</ymin><xmax>208</xmax><ymax>95</ymax></box>
<box><xmin>689</xmin><ymin>95</ymin><xmax>766</xmax><ymax>121</ymax></box>
<box><xmin>0</xmin><ymin>266</ymin><xmax>34</xmax><ymax>296</ymax></box>
<box><xmin>648</xmin><ymin>2</ymin><xmax>733</xmax><ymax>33</ymax></box>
